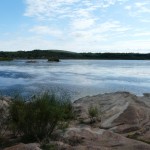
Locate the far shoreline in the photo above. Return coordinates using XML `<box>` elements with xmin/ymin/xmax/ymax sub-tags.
<box><xmin>0</xmin><ymin>50</ymin><xmax>150</xmax><ymax>60</ymax></box>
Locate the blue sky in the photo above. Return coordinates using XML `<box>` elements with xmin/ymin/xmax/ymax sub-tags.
<box><xmin>0</xmin><ymin>0</ymin><xmax>150</xmax><ymax>53</ymax></box>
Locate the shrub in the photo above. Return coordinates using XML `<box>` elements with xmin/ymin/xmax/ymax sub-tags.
<box><xmin>0</xmin><ymin>57</ymin><xmax>13</xmax><ymax>61</ymax></box>
<box><xmin>41</xmin><ymin>143</ymin><xmax>56</xmax><ymax>150</ymax></box>
<box><xmin>88</xmin><ymin>105</ymin><xmax>99</xmax><ymax>123</ymax></box>
<box><xmin>9</xmin><ymin>93</ymin><xmax>73</xmax><ymax>142</ymax></box>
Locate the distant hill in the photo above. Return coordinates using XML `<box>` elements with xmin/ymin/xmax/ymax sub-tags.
<box><xmin>0</xmin><ymin>49</ymin><xmax>150</xmax><ymax>60</ymax></box>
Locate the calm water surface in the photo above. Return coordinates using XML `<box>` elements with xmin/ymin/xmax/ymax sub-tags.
<box><xmin>0</xmin><ymin>60</ymin><xmax>150</xmax><ymax>100</ymax></box>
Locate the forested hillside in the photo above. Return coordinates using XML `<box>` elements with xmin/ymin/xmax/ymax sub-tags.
<box><xmin>0</xmin><ymin>50</ymin><xmax>150</xmax><ymax>60</ymax></box>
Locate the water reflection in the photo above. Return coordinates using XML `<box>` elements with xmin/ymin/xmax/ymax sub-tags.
<box><xmin>0</xmin><ymin>60</ymin><xmax>150</xmax><ymax>100</ymax></box>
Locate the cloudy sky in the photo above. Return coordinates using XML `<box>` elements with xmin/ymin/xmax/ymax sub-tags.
<box><xmin>0</xmin><ymin>0</ymin><xmax>150</xmax><ymax>53</ymax></box>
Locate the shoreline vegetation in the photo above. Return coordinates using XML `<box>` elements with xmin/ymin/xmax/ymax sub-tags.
<box><xmin>0</xmin><ymin>91</ymin><xmax>150</xmax><ymax>149</ymax></box>
<box><xmin>0</xmin><ymin>50</ymin><xmax>150</xmax><ymax>60</ymax></box>
<box><xmin>0</xmin><ymin>92</ymin><xmax>74</xmax><ymax>149</ymax></box>
<box><xmin>0</xmin><ymin>57</ymin><xmax>13</xmax><ymax>61</ymax></box>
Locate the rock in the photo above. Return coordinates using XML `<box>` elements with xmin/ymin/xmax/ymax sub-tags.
<box><xmin>0</xmin><ymin>97</ymin><xmax>11</xmax><ymax>136</ymax></box>
<box><xmin>60</xmin><ymin>127</ymin><xmax>150</xmax><ymax>150</ymax></box>
<box><xmin>47</xmin><ymin>57</ymin><xmax>59</xmax><ymax>62</ymax></box>
<box><xmin>73</xmin><ymin>92</ymin><xmax>150</xmax><ymax>143</ymax></box>
<box><xmin>4</xmin><ymin>143</ymin><xmax>41</xmax><ymax>150</ymax></box>
<box><xmin>0</xmin><ymin>96</ymin><xmax>11</xmax><ymax>105</ymax></box>
<box><xmin>48</xmin><ymin>141</ymin><xmax>72</xmax><ymax>149</ymax></box>
<box><xmin>0</xmin><ymin>97</ymin><xmax>11</xmax><ymax>118</ymax></box>
<box><xmin>26</xmin><ymin>60</ymin><xmax>37</xmax><ymax>63</ymax></box>
<box><xmin>139</xmin><ymin>94</ymin><xmax>150</xmax><ymax>107</ymax></box>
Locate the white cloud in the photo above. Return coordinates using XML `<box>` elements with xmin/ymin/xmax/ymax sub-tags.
<box><xmin>1</xmin><ymin>36</ymin><xmax>150</xmax><ymax>53</ymax></box>
<box><xmin>24</xmin><ymin>0</ymin><xmax>128</xmax><ymax>20</ymax></box>
<box><xmin>2</xmin><ymin>0</ymin><xmax>150</xmax><ymax>52</ymax></box>
<box><xmin>69</xmin><ymin>20</ymin><xmax>130</xmax><ymax>42</ymax></box>
<box><xmin>24</xmin><ymin>0</ymin><xmax>132</xmax><ymax>48</ymax></box>
<box><xmin>124</xmin><ymin>5</ymin><xmax>132</xmax><ymax>10</ymax></box>
<box><xmin>24</xmin><ymin>0</ymin><xmax>84</xmax><ymax>20</ymax></box>
<box><xmin>133</xmin><ymin>31</ymin><xmax>150</xmax><ymax>37</ymax></box>
<box><xmin>125</xmin><ymin>1</ymin><xmax>150</xmax><ymax>18</ymax></box>
<box><xmin>111</xmin><ymin>40</ymin><xmax>150</xmax><ymax>52</ymax></box>
<box><xmin>30</xmin><ymin>26</ymin><xmax>62</xmax><ymax>37</ymax></box>
<box><xmin>135</xmin><ymin>2</ymin><xmax>150</xmax><ymax>13</ymax></box>
<box><xmin>0</xmin><ymin>37</ymin><xmax>53</xmax><ymax>51</ymax></box>
<box><xmin>80</xmin><ymin>21</ymin><xmax>130</xmax><ymax>36</ymax></box>
<box><xmin>140</xmin><ymin>19</ymin><xmax>150</xmax><ymax>23</ymax></box>
<box><xmin>70</xmin><ymin>18</ymin><xmax>96</xmax><ymax>30</ymax></box>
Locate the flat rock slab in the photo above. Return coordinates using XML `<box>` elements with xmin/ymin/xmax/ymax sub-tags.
<box><xmin>73</xmin><ymin>92</ymin><xmax>150</xmax><ymax>143</ymax></box>
<box><xmin>59</xmin><ymin>127</ymin><xmax>150</xmax><ymax>150</ymax></box>
<box><xmin>4</xmin><ymin>143</ymin><xmax>41</xmax><ymax>150</ymax></box>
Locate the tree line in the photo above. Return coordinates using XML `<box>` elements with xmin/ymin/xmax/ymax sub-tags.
<box><xmin>0</xmin><ymin>50</ymin><xmax>150</xmax><ymax>60</ymax></box>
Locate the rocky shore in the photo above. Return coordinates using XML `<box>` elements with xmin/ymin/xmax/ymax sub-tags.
<box><xmin>1</xmin><ymin>92</ymin><xmax>150</xmax><ymax>150</ymax></box>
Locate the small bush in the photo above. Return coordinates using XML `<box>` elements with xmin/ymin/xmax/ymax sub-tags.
<box><xmin>88</xmin><ymin>105</ymin><xmax>99</xmax><ymax>123</ymax></box>
<box><xmin>41</xmin><ymin>143</ymin><xmax>56</xmax><ymax>150</ymax></box>
<box><xmin>0</xmin><ymin>57</ymin><xmax>13</xmax><ymax>61</ymax></box>
<box><xmin>9</xmin><ymin>93</ymin><xmax>73</xmax><ymax>142</ymax></box>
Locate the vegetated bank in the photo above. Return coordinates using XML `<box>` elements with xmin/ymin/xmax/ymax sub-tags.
<box><xmin>0</xmin><ymin>57</ymin><xmax>13</xmax><ymax>61</ymax></box>
<box><xmin>0</xmin><ymin>49</ymin><xmax>150</xmax><ymax>60</ymax></box>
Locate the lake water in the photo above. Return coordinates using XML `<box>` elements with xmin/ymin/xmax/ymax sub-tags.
<box><xmin>0</xmin><ymin>59</ymin><xmax>150</xmax><ymax>100</ymax></box>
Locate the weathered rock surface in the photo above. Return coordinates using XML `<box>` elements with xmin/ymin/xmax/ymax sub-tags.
<box><xmin>4</xmin><ymin>143</ymin><xmax>41</xmax><ymax>150</ymax></box>
<box><xmin>0</xmin><ymin>97</ymin><xmax>11</xmax><ymax>120</ymax></box>
<box><xmin>73</xmin><ymin>92</ymin><xmax>150</xmax><ymax>143</ymax></box>
<box><xmin>0</xmin><ymin>97</ymin><xmax>10</xmax><ymax>109</ymax></box>
<box><xmin>58</xmin><ymin>127</ymin><xmax>150</xmax><ymax>150</ymax></box>
<box><xmin>0</xmin><ymin>97</ymin><xmax>11</xmax><ymax>137</ymax></box>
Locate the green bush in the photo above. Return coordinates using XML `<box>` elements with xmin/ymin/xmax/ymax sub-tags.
<box><xmin>88</xmin><ymin>105</ymin><xmax>99</xmax><ymax>123</ymax></box>
<box><xmin>0</xmin><ymin>57</ymin><xmax>13</xmax><ymax>61</ymax></box>
<box><xmin>9</xmin><ymin>93</ymin><xmax>74</xmax><ymax>142</ymax></box>
<box><xmin>41</xmin><ymin>143</ymin><xmax>56</xmax><ymax>150</ymax></box>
